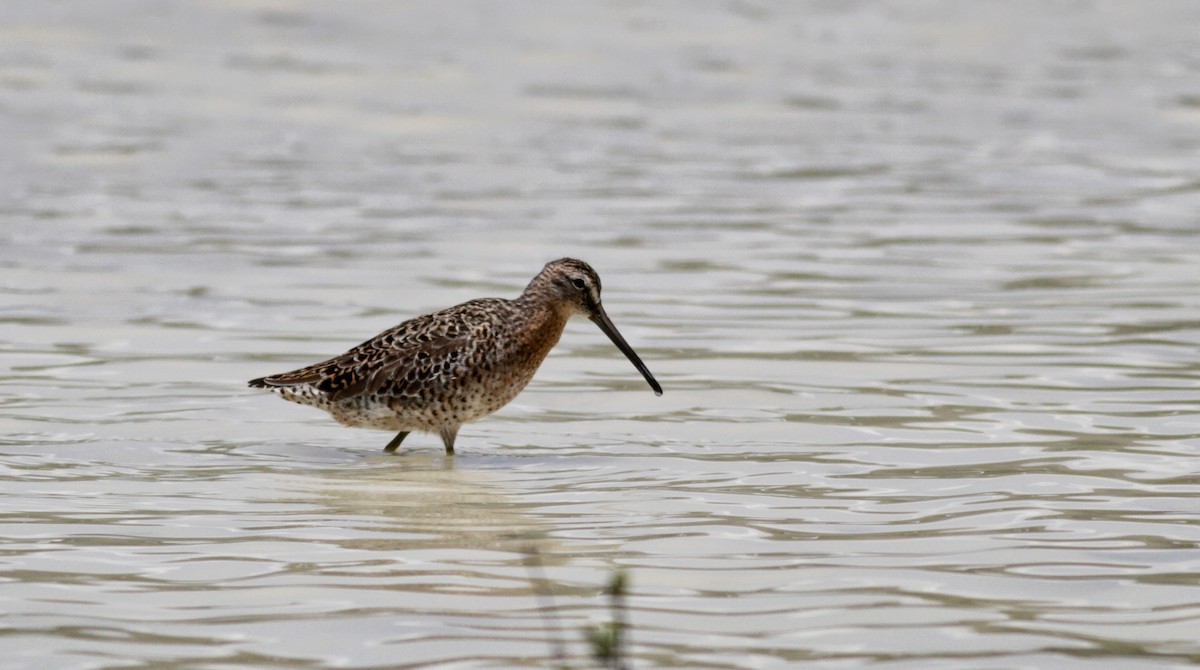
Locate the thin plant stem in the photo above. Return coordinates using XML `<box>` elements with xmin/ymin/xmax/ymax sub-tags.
<box><xmin>608</xmin><ymin>570</ymin><xmax>630</xmax><ymax>670</ymax></box>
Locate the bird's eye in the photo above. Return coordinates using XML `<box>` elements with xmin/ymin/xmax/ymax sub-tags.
<box><xmin>571</xmin><ymin>277</ymin><xmax>587</xmax><ymax>290</ymax></box>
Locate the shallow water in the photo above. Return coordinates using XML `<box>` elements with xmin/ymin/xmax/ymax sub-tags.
<box><xmin>3</xmin><ymin>1</ymin><xmax>1200</xmax><ymax>668</ymax></box>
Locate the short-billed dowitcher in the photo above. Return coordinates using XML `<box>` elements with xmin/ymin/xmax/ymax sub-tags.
<box><xmin>249</xmin><ymin>258</ymin><xmax>661</xmax><ymax>454</ymax></box>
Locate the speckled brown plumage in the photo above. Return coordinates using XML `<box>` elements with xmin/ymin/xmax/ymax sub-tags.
<box><xmin>249</xmin><ymin>258</ymin><xmax>662</xmax><ymax>454</ymax></box>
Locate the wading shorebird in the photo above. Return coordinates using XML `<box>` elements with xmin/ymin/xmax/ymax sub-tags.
<box><xmin>249</xmin><ymin>258</ymin><xmax>662</xmax><ymax>454</ymax></box>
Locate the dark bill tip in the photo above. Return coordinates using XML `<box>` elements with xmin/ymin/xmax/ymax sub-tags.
<box><xmin>589</xmin><ymin>310</ymin><xmax>662</xmax><ymax>396</ymax></box>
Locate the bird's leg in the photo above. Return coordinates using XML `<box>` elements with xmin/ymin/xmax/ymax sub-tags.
<box><xmin>439</xmin><ymin>426</ymin><xmax>459</xmax><ymax>456</ymax></box>
<box><xmin>383</xmin><ymin>431</ymin><xmax>410</xmax><ymax>453</ymax></box>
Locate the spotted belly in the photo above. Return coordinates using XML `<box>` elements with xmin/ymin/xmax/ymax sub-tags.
<box><xmin>269</xmin><ymin>369</ymin><xmax>536</xmax><ymax>433</ymax></box>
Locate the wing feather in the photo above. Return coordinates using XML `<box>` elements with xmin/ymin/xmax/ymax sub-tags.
<box><xmin>249</xmin><ymin>299</ymin><xmax>506</xmax><ymax>402</ymax></box>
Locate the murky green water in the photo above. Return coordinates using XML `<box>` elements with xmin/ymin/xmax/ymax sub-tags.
<box><xmin>3</xmin><ymin>1</ymin><xmax>1200</xmax><ymax>668</ymax></box>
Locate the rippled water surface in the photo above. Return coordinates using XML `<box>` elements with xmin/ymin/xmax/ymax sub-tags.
<box><xmin>3</xmin><ymin>2</ymin><xmax>1200</xmax><ymax>668</ymax></box>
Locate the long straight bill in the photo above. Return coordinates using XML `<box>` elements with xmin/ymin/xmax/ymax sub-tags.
<box><xmin>589</xmin><ymin>308</ymin><xmax>663</xmax><ymax>396</ymax></box>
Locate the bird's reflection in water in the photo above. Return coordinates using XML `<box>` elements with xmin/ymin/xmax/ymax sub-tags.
<box><xmin>304</xmin><ymin>451</ymin><xmax>564</xmax><ymax>561</ymax></box>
